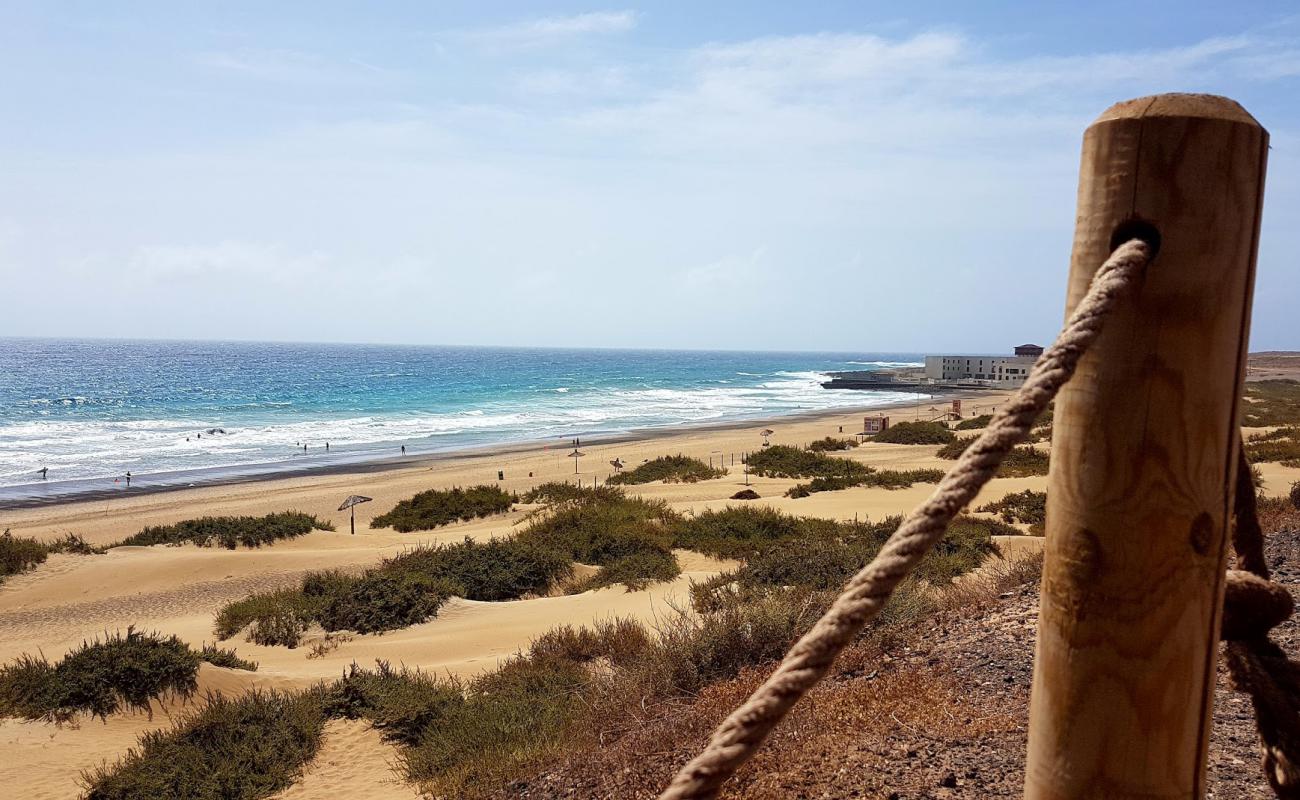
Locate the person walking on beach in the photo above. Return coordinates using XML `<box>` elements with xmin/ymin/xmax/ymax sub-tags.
<box><xmin>401</xmin><ymin>445</ymin><xmax>406</xmax><ymax>455</ymax></box>
<box><xmin>38</xmin><ymin>467</ymin><xmax>48</xmax><ymax>480</ymax></box>
<box><xmin>125</xmin><ymin>471</ymin><xmax>132</xmax><ymax>488</ymax></box>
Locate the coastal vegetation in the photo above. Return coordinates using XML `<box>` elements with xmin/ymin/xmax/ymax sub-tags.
<box><xmin>977</xmin><ymin>489</ymin><xmax>1048</xmax><ymax>533</ymax></box>
<box><xmin>606</xmin><ymin>454</ymin><xmax>725</xmax><ymax>485</ymax></box>
<box><xmin>0</xmin><ymin>628</ymin><xmax>254</xmax><ymax>723</ymax></box>
<box><xmin>936</xmin><ymin>438</ymin><xmax>1051</xmax><ymax>476</ymax></box>
<box><xmin>871</xmin><ymin>421</ymin><xmax>956</xmax><ymax>445</ymax></box>
<box><xmin>785</xmin><ymin>468</ymin><xmax>946</xmax><ymax>497</ymax></box>
<box><xmin>1245</xmin><ymin>427</ymin><xmax>1300</xmax><ymax>466</ymax></box>
<box><xmin>215</xmin><ymin>538</ymin><xmax>568</xmax><ymax>646</ymax></box>
<box><xmin>89</xmin><ymin>505</ymin><xmax>1023</xmax><ymax>799</ymax></box>
<box><xmin>216</xmin><ymin>489</ymin><xmax>683</xmax><ymax>646</ymax></box>
<box><xmin>520</xmin><ymin>481</ymin><xmax>601</xmax><ymax>504</ymax></box>
<box><xmin>806</xmin><ymin>436</ymin><xmax>858</xmax><ymax>452</ymax></box>
<box><xmin>82</xmin><ymin>688</ymin><xmax>328</xmax><ymax>800</ymax></box>
<box><xmin>743</xmin><ymin>444</ymin><xmax>871</xmax><ymax>479</ymax></box>
<box><xmin>1241</xmin><ymin>380</ymin><xmax>1300</xmax><ymax>427</ymax></box>
<box><xmin>116</xmin><ymin>512</ymin><xmax>330</xmax><ymax>549</ymax></box>
<box><xmin>0</xmin><ymin>530</ymin><xmax>103</xmax><ymax>584</ymax></box>
<box><xmin>955</xmin><ymin>414</ymin><xmax>993</xmax><ymax>430</ymax></box>
<box><xmin>371</xmin><ymin>486</ymin><xmax>515</xmax><ymax>532</ymax></box>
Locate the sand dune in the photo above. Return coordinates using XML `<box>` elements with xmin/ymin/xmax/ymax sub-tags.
<box><xmin>268</xmin><ymin>719</ymin><xmax>419</xmax><ymax>800</ymax></box>
<box><xmin>2</xmin><ymin>400</ymin><xmax>1296</xmax><ymax>798</ymax></box>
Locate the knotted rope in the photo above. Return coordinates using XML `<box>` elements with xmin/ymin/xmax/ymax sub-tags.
<box><xmin>658</xmin><ymin>238</ymin><xmax>1153</xmax><ymax>800</ymax></box>
<box><xmin>1226</xmin><ymin>448</ymin><xmax>1300</xmax><ymax>798</ymax></box>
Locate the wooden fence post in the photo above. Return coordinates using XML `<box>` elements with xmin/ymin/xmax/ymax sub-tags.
<box><xmin>1025</xmin><ymin>94</ymin><xmax>1268</xmax><ymax>798</ymax></box>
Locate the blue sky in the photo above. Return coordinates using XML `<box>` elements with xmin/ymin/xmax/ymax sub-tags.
<box><xmin>1</xmin><ymin>2</ymin><xmax>1297</xmax><ymax>352</ymax></box>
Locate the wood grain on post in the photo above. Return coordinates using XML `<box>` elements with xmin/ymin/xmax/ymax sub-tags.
<box><xmin>1025</xmin><ymin>94</ymin><xmax>1268</xmax><ymax>799</ymax></box>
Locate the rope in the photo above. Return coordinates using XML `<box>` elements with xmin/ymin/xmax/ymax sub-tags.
<box><xmin>1226</xmin><ymin>448</ymin><xmax>1300</xmax><ymax>798</ymax></box>
<box><xmin>658</xmin><ymin>238</ymin><xmax>1153</xmax><ymax>800</ymax></box>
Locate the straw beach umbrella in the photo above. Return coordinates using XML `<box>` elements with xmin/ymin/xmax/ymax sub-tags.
<box><xmin>338</xmin><ymin>494</ymin><xmax>372</xmax><ymax>535</ymax></box>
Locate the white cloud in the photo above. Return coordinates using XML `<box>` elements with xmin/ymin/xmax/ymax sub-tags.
<box><xmin>4</xmin><ymin>19</ymin><xmax>1298</xmax><ymax>349</ymax></box>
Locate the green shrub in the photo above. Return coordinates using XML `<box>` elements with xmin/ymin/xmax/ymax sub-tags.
<box><xmin>1246</xmin><ymin>426</ymin><xmax>1300</xmax><ymax>443</ymax></box>
<box><xmin>921</xmin><ymin>516</ymin><xmax>1006</xmax><ymax>582</ymax></box>
<box><xmin>574</xmin><ymin>549</ymin><xmax>681</xmax><ymax>592</ymax></box>
<box><xmin>118</xmin><ymin>512</ymin><xmax>329</xmax><ymax>549</ymax></box>
<box><xmin>0</xmin><ymin>530</ymin><xmax>50</xmax><ymax>583</ymax></box>
<box><xmin>215</xmin><ymin>587</ymin><xmax>318</xmax><ymax>646</ymax></box>
<box><xmin>48</xmin><ymin>533</ymin><xmax>105</xmax><ymax>555</ymax></box>
<box><xmin>520</xmin><ymin>482</ymin><xmax>619</xmax><ymax>504</ymax></box>
<box><xmin>1245</xmin><ymin>430</ymin><xmax>1300</xmax><ymax>464</ymax></box>
<box><xmin>0</xmin><ymin>531</ymin><xmax>106</xmax><ymax>586</ymax></box>
<box><xmin>514</xmin><ymin>490</ymin><xmax>679</xmax><ymax>589</ymax></box>
<box><xmin>316</xmin><ymin>571</ymin><xmax>461</xmax><ymax>634</ymax></box>
<box><xmin>0</xmin><ymin>628</ymin><xmax>201</xmax><ymax>722</ymax></box>
<box><xmin>402</xmin><ymin>656</ymin><xmax>589</xmax><ymax>791</ymax></box>
<box><xmin>785</xmin><ymin>468</ymin><xmax>947</xmax><ymax>497</ymax></box>
<box><xmin>82</xmin><ymin>688</ymin><xmax>328</xmax><ymax>800</ymax></box>
<box><xmin>977</xmin><ymin>489</ymin><xmax>1047</xmax><ymax>529</ymax></box>
<box><xmin>955</xmin><ymin>414</ymin><xmax>992</xmax><ymax>430</ymax></box>
<box><xmin>326</xmin><ymin>661</ymin><xmax>463</xmax><ymax>747</ymax></box>
<box><xmin>807</xmin><ymin>437</ymin><xmax>857</xmax><ymax>452</ymax></box>
<box><xmin>198</xmin><ymin>644</ymin><xmax>257</xmax><ymax>672</ymax></box>
<box><xmin>937</xmin><ymin>438</ymin><xmax>1050</xmax><ymax>476</ymax></box>
<box><xmin>606</xmin><ymin>455</ymin><xmax>725</xmax><ymax>485</ymax></box>
<box><xmin>866</xmin><ymin>468</ymin><xmax>946</xmax><ymax>488</ymax></box>
<box><xmin>386</xmin><ymin>538</ymin><xmax>573</xmax><ymax>603</ymax></box>
<box><xmin>372</xmin><ymin>485</ymin><xmax>515</xmax><ymax>532</ymax></box>
<box><xmin>1241</xmin><ymin>380</ymin><xmax>1300</xmax><ymax>427</ymax></box>
<box><xmin>736</xmin><ymin>536</ymin><xmax>884</xmax><ymax>591</ymax></box>
<box><xmin>671</xmin><ymin>505</ymin><xmax>804</xmax><ymax>558</ymax></box>
<box><xmin>872</xmin><ymin>421</ymin><xmax>955</xmax><ymax>445</ymax></box>
<box><xmin>215</xmin><ymin>492</ymin><xmax>683</xmax><ymax>646</ymax></box>
<box><xmin>744</xmin><ymin>445</ymin><xmax>871</xmax><ymax>479</ymax></box>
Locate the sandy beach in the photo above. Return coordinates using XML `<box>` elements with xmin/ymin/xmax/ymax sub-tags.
<box><xmin>3</xmin><ymin>388</ymin><xmax>1298</xmax><ymax>799</ymax></box>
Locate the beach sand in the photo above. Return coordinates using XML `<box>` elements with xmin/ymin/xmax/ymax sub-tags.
<box><xmin>3</xmin><ymin>393</ymin><xmax>1297</xmax><ymax>798</ymax></box>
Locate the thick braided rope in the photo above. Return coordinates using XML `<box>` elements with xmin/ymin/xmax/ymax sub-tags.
<box><xmin>1225</xmin><ymin>447</ymin><xmax>1300</xmax><ymax>798</ymax></box>
<box><xmin>659</xmin><ymin>239</ymin><xmax>1151</xmax><ymax>800</ymax></box>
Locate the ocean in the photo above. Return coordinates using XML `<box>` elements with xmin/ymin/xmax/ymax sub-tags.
<box><xmin>0</xmin><ymin>338</ymin><xmax>923</xmax><ymax>503</ymax></box>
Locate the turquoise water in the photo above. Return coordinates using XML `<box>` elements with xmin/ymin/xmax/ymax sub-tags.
<box><xmin>0</xmin><ymin>338</ymin><xmax>922</xmax><ymax>498</ymax></box>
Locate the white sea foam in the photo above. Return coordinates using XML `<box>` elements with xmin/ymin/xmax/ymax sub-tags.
<box><xmin>0</xmin><ymin>371</ymin><xmax>922</xmax><ymax>485</ymax></box>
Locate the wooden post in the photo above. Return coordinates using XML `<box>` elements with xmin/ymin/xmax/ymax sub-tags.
<box><xmin>1026</xmin><ymin>94</ymin><xmax>1267</xmax><ymax>798</ymax></box>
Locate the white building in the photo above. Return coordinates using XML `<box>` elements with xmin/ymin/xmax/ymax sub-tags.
<box><xmin>924</xmin><ymin>344</ymin><xmax>1043</xmax><ymax>388</ymax></box>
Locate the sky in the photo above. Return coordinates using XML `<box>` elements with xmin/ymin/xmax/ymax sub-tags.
<box><xmin>1</xmin><ymin>1</ymin><xmax>1297</xmax><ymax>353</ymax></box>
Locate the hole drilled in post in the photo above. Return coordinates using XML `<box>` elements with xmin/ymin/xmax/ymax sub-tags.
<box><xmin>1110</xmin><ymin>218</ymin><xmax>1162</xmax><ymax>259</ymax></box>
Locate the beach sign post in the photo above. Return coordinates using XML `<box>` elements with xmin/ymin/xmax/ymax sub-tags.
<box><xmin>338</xmin><ymin>494</ymin><xmax>373</xmax><ymax>535</ymax></box>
